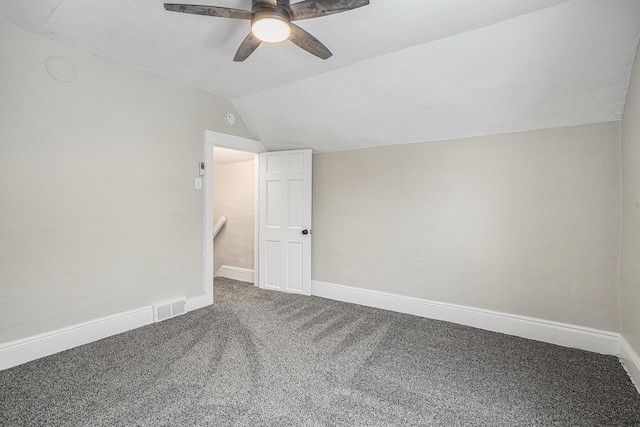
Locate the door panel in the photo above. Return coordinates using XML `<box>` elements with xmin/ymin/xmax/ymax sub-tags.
<box><xmin>265</xmin><ymin>240</ymin><xmax>281</xmax><ymax>289</ymax></box>
<box><xmin>259</xmin><ymin>149</ymin><xmax>312</xmax><ymax>295</ymax></box>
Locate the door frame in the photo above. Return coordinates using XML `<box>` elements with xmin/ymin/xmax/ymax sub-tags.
<box><xmin>202</xmin><ymin>130</ymin><xmax>267</xmax><ymax>304</ymax></box>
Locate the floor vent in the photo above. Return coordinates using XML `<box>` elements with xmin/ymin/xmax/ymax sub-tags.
<box><xmin>153</xmin><ymin>298</ymin><xmax>187</xmax><ymax>322</ymax></box>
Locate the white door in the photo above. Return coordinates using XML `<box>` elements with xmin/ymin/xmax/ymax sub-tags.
<box><xmin>259</xmin><ymin>149</ymin><xmax>312</xmax><ymax>295</ymax></box>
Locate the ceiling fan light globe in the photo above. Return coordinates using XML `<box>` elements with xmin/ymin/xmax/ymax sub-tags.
<box><xmin>251</xmin><ymin>13</ymin><xmax>291</xmax><ymax>43</ymax></box>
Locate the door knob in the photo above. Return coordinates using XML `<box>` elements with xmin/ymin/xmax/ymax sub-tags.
<box><xmin>302</xmin><ymin>229</ymin><xmax>310</xmax><ymax>235</ymax></box>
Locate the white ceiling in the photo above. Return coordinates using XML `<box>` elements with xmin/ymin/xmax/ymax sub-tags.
<box><xmin>2</xmin><ymin>0</ymin><xmax>640</xmax><ymax>152</ymax></box>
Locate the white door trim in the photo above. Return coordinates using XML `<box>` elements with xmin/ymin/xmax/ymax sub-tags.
<box><xmin>205</xmin><ymin>130</ymin><xmax>267</xmax><ymax>153</ymax></box>
<box><xmin>204</xmin><ymin>131</ymin><xmax>266</xmax><ymax>296</ymax></box>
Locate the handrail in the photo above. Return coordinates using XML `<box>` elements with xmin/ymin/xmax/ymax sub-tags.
<box><xmin>214</xmin><ymin>216</ymin><xmax>226</xmax><ymax>239</ymax></box>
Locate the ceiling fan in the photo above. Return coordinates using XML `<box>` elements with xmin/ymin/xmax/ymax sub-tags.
<box><xmin>164</xmin><ymin>0</ymin><xmax>369</xmax><ymax>62</ymax></box>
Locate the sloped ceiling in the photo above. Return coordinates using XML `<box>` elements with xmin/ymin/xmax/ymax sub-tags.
<box><xmin>1</xmin><ymin>0</ymin><xmax>640</xmax><ymax>152</ymax></box>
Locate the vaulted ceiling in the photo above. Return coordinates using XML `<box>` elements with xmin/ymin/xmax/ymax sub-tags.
<box><xmin>2</xmin><ymin>0</ymin><xmax>640</xmax><ymax>152</ymax></box>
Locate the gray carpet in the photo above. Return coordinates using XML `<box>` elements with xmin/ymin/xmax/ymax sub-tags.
<box><xmin>1</xmin><ymin>278</ymin><xmax>639</xmax><ymax>426</ymax></box>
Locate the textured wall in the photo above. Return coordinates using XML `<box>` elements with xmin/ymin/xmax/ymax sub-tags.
<box><xmin>313</xmin><ymin>122</ymin><xmax>621</xmax><ymax>331</ymax></box>
<box><xmin>621</xmin><ymin>43</ymin><xmax>640</xmax><ymax>354</ymax></box>
<box><xmin>213</xmin><ymin>160</ymin><xmax>255</xmax><ymax>275</ymax></box>
<box><xmin>0</xmin><ymin>23</ymin><xmax>254</xmax><ymax>343</ymax></box>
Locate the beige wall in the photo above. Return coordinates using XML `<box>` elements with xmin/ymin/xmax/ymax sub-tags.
<box><xmin>213</xmin><ymin>159</ymin><xmax>255</xmax><ymax>275</ymax></box>
<box><xmin>0</xmin><ymin>23</ymin><xmax>254</xmax><ymax>343</ymax></box>
<box><xmin>621</xmin><ymin>43</ymin><xmax>640</xmax><ymax>354</ymax></box>
<box><xmin>313</xmin><ymin>122</ymin><xmax>621</xmax><ymax>331</ymax></box>
<box><xmin>0</xmin><ymin>18</ymin><xmax>632</xmax><ymax>352</ymax></box>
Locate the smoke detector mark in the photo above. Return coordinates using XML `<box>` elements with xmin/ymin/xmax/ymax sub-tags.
<box><xmin>46</xmin><ymin>56</ymin><xmax>77</xmax><ymax>83</ymax></box>
<box><xmin>225</xmin><ymin>113</ymin><xmax>236</xmax><ymax>126</ymax></box>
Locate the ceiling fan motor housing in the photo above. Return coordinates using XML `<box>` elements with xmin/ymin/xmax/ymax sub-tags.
<box><xmin>252</xmin><ymin>9</ymin><xmax>292</xmax><ymax>26</ymax></box>
<box><xmin>252</xmin><ymin>0</ymin><xmax>291</xmax><ymax>13</ymax></box>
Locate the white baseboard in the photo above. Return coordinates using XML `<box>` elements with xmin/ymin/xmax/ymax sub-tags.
<box><xmin>620</xmin><ymin>336</ymin><xmax>640</xmax><ymax>394</ymax></box>
<box><xmin>215</xmin><ymin>265</ymin><xmax>255</xmax><ymax>283</ymax></box>
<box><xmin>0</xmin><ymin>307</ymin><xmax>153</xmax><ymax>371</ymax></box>
<box><xmin>185</xmin><ymin>291</ymin><xmax>213</xmax><ymax>312</ymax></box>
<box><xmin>311</xmin><ymin>280</ymin><xmax>620</xmax><ymax>356</ymax></box>
<box><xmin>0</xmin><ymin>293</ymin><xmax>213</xmax><ymax>371</ymax></box>
<box><xmin>2</xmin><ymin>278</ymin><xmax>634</xmax><ymax>392</ymax></box>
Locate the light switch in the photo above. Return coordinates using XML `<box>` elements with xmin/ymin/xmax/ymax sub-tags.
<box><xmin>195</xmin><ymin>177</ymin><xmax>202</xmax><ymax>190</ymax></box>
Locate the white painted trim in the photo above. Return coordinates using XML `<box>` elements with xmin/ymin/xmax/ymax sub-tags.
<box><xmin>0</xmin><ymin>292</ymin><xmax>212</xmax><ymax>371</ymax></box>
<box><xmin>0</xmin><ymin>307</ymin><xmax>153</xmax><ymax>371</ymax></box>
<box><xmin>185</xmin><ymin>293</ymin><xmax>211</xmax><ymax>312</ymax></box>
<box><xmin>202</xmin><ymin>136</ymin><xmax>214</xmax><ymax>306</ymax></box>
<box><xmin>204</xmin><ymin>130</ymin><xmax>267</xmax><ymax>154</ymax></box>
<box><xmin>253</xmin><ymin>152</ymin><xmax>260</xmax><ymax>287</ymax></box>
<box><xmin>215</xmin><ymin>265</ymin><xmax>255</xmax><ymax>283</ymax></box>
<box><xmin>311</xmin><ymin>280</ymin><xmax>620</xmax><ymax>356</ymax></box>
<box><xmin>620</xmin><ymin>336</ymin><xmax>640</xmax><ymax>394</ymax></box>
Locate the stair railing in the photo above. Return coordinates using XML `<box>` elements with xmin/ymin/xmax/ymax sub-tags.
<box><xmin>214</xmin><ymin>216</ymin><xmax>226</xmax><ymax>239</ymax></box>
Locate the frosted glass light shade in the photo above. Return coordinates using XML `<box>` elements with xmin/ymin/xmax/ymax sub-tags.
<box><xmin>252</xmin><ymin>14</ymin><xmax>291</xmax><ymax>43</ymax></box>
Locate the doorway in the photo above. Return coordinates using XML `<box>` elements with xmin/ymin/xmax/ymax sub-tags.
<box><xmin>202</xmin><ymin>131</ymin><xmax>266</xmax><ymax>304</ymax></box>
<box><xmin>202</xmin><ymin>131</ymin><xmax>313</xmax><ymax>304</ymax></box>
<box><xmin>213</xmin><ymin>147</ymin><xmax>257</xmax><ymax>284</ymax></box>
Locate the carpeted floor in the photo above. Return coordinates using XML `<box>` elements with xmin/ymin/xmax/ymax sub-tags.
<box><xmin>1</xmin><ymin>278</ymin><xmax>640</xmax><ymax>426</ymax></box>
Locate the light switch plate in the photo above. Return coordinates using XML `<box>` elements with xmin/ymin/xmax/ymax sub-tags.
<box><xmin>195</xmin><ymin>177</ymin><xmax>202</xmax><ymax>190</ymax></box>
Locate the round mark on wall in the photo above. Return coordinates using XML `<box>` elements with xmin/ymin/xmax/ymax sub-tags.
<box><xmin>46</xmin><ymin>56</ymin><xmax>77</xmax><ymax>83</ymax></box>
<box><xmin>225</xmin><ymin>113</ymin><xmax>236</xmax><ymax>126</ymax></box>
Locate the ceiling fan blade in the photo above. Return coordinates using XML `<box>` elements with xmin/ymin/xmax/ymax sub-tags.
<box><xmin>234</xmin><ymin>32</ymin><xmax>262</xmax><ymax>62</ymax></box>
<box><xmin>289</xmin><ymin>24</ymin><xmax>332</xmax><ymax>60</ymax></box>
<box><xmin>289</xmin><ymin>0</ymin><xmax>369</xmax><ymax>21</ymax></box>
<box><xmin>164</xmin><ymin>3</ymin><xmax>252</xmax><ymax>19</ymax></box>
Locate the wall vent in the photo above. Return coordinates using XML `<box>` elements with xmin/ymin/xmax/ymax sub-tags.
<box><xmin>153</xmin><ymin>298</ymin><xmax>187</xmax><ymax>322</ymax></box>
